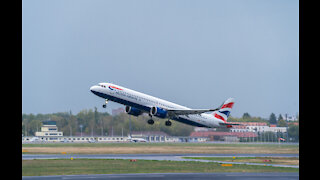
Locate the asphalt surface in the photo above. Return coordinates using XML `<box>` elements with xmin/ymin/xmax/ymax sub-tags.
<box><xmin>22</xmin><ymin>153</ymin><xmax>299</xmax><ymax>159</ymax></box>
<box><xmin>22</xmin><ymin>172</ymin><xmax>299</xmax><ymax>180</ymax></box>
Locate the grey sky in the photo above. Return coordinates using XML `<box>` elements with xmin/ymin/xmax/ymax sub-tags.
<box><xmin>22</xmin><ymin>0</ymin><xmax>299</xmax><ymax>118</ymax></box>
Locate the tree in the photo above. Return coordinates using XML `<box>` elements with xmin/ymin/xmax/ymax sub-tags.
<box><xmin>269</xmin><ymin>113</ymin><xmax>277</xmax><ymax>124</ymax></box>
<box><xmin>242</xmin><ymin>113</ymin><xmax>251</xmax><ymax>119</ymax></box>
<box><xmin>67</xmin><ymin>114</ymin><xmax>77</xmax><ymax>136</ymax></box>
<box><xmin>277</xmin><ymin>119</ymin><xmax>287</xmax><ymax>127</ymax></box>
<box><xmin>87</xmin><ymin>109</ymin><xmax>95</xmax><ymax>136</ymax></box>
<box><xmin>28</xmin><ymin>120</ymin><xmax>42</xmax><ymax>136</ymax></box>
<box><xmin>288</xmin><ymin>125</ymin><xmax>299</xmax><ymax>142</ymax></box>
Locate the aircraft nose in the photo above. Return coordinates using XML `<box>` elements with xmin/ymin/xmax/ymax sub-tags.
<box><xmin>90</xmin><ymin>85</ymin><xmax>98</xmax><ymax>93</ymax></box>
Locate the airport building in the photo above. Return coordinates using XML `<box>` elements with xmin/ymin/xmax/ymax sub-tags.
<box><xmin>22</xmin><ymin>123</ymin><xmax>208</xmax><ymax>143</ymax></box>
<box><xmin>22</xmin><ymin>135</ymin><xmax>128</xmax><ymax>143</ymax></box>
<box><xmin>282</xmin><ymin>114</ymin><xmax>298</xmax><ymax>121</ymax></box>
<box><xmin>22</xmin><ymin>119</ymin><xmax>291</xmax><ymax>143</ymax></box>
<box><xmin>112</xmin><ymin>108</ymin><xmax>125</xmax><ymax>116</ymax></box>
<box><xmin>246</xmin><ymin>126</ymin><xmax>287</xmax><ymax>133</ymax></box>
<box><xmin>22</xmin><ymin>134</ymin><xmax>208</xmax><ymax>143</ymax></box>
<box><xmin>227</xmin><ymin>122</ymin><xmax>287</xmax><ymax>133</ymax></box>
<box><xmin>191</xmin><ymin>121</ymin><xmax>289</xmax><ymax>142</ymax></box>
<box><xmin>190</xmin><ymin>131</ymin><xmax>257</xmax><ymax>142</ymax></box>
<box><xmin>131</xmin><ymin>131</ymin><xmax>208</xmax><ymax>142</ymax></box>
<box><xmin>34</xmin><ymin>120</ymin><xmax>63</xmax><ymax>140</ymax></box>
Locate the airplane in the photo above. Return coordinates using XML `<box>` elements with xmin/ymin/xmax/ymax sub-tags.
<box><xmin>127</xmin><ymin>135</ymin><xmax>147</xmax><ymax>143</ymax></box>
<box><xmin>90</xmin><ymin>83</ymin><xmax>238</xmax><ymax>128</ymax></box>
<box><xmin>29</xmin><ymin>137</ymin><xmax>40</xmax><ymax>142</ymax></box>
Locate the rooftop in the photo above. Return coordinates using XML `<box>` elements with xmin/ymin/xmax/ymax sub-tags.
<box><xmin>131</xmin><ymin>131</ymin><xmax>169</xmax><ymax>136</ymax></box>
<box><xmin>190</xmin><ymin>131</ymin><xmax>258</xmax><ymax>138</ymax></box>
<box><xmin>42</xmin><ymin>120</ymin><xmax>56</xmax><ymax>125</ymax></box>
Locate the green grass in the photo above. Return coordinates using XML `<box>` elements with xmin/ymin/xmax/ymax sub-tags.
<box><xmin>22</xmin><ymin>159</ymin><xmax>298</xmax><ymax>176</ymax></box>
<box><xmin>184</xmin><ymin>156</ymin><xmax>261</xmax><ymax>161</ymax></box>
<box><xmin>182</xmin><ymin>157</ymin><xmax>299</xmax><ymax>165</ymax></box>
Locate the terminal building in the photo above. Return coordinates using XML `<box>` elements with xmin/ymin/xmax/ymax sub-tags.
<box><xmin>34</xmin><ymin>120</ymin><xmax>63</xmax><ymax>141</ymax></box>
<box><xmin>22</xmin><ymin>122</ymin><xmax>208</xmax><ymax>143</ymax></box>
<box><xmin>130</xmin><ymin>131</ymin><xmax>208</xmax><ymax>142</ymax></box>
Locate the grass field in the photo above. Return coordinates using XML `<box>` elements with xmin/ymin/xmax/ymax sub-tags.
<box><xmin>22</xmin><ymin>159</ymin><xmax>299</xmax><ymax>176</ymax></box>
<box><xmin>22</xmin><ymin>143</ymin><xmax>299</xmax><ymax>154</ymax></box>
<box><xmin>182</xmin><ymin>157</ymin><xmax>299</xmax><ymax>165</ymax></box>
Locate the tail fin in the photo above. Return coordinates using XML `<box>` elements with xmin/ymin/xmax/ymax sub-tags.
<box><xmin>212</xmin><ymin>98</ymin><xmax>235</xmax><ymax>122</ymax></box>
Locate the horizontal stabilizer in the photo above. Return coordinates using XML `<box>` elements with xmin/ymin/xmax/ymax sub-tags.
<box><xmin>219</xmin><ymin>122</ymin><xmax>241</xmax><ymax>126</ymax></box>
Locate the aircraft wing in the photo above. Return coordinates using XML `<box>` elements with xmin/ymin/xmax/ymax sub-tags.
<box><xmin>167</xmin><ymin>108</ymin><xmax>220</xmax><ymax>116</ymax></box>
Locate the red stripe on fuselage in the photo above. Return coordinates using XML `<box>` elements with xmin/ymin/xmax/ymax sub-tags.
<box><xmin>214</xmin><ymin>113</ymin><xmax>226</xmax><ymax>122</ymax></box>
<box><xmin>109</xmin><ymin>86</ymin><xmax>123</xmax><ymax>90</ymax></box>
<box><xmin>221</xmin><ymin>102</ymin><xmax>234</xmax><ymax>109</ymax></box>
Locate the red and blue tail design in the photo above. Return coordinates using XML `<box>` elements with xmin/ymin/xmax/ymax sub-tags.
<box><xmin>212</xmin><ymin>98</ymin><xmax>235</xmax><ymax>123</ymax></box>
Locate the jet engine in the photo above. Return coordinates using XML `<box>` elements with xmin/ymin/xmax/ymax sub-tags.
<box><xmin>150</xmin><ymin>107</ymin><xmax>168</xmax><ymax>118</ymax></box>
<box><xmin>125</xmin><ymin>106</ymin><xmax>143</xmax><ymax>116</ymax></box>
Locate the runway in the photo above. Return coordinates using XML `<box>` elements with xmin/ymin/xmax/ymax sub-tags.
<box><xmin>22</xmin><ymin>172</ymin><xmax>299</xmax><ymax>180</ymax></box>
<box><xmin>22</xmin><ymin>153</ymin><xmax>299</xmax><ymax>168</ymax></box>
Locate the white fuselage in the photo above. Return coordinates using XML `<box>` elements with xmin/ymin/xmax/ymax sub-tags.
<box><xmin>90</xmin><ymin>83</ymin><xmax>225</xmax><ymax>128</ymax></box>
<box><xmin>128</xmin><ymin>137</ymin><xmax>147</xmax><ymax>142</ymax></box>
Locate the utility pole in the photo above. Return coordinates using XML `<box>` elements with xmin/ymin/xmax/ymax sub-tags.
<box><xmin>79</xmin><ymin>125</ymin><xmax>83</xmax><ymax>137</ymax></box>
<box><xmin>111</xmin><ymin>116</ymin><xmax>114</xmax><ymax>137</ymax></box>
<box><xmin>286</xmin><ymin>115</ymin><xmax>289</xmax><ymax>143</ymax></box>
<box><xmin>100</xmin><ymin>118</ymin><xmax>104</xmax><ymax>136</ymax></box>
<box><xmin>286</xmin><ymin>125</ymin><xmax>289</xmax><ymax>143</ymax></box>
<box><xmin>129</xmin><ymin>115</ymin><xmax>132</xmax><ymax>137</ymax></box>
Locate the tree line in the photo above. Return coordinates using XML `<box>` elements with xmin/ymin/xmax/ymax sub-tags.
<box><xmin>22</xmin><ymin>109</ymin><xmax>299</xmax><ymax>141</ymax></box>
<box><xmin>22</xmin><ymin>108</ymin><xmax>194</xmax><ymax>137</ymax></box>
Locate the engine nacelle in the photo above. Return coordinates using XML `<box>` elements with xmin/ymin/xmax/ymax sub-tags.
<box><xmin>150</xmin><ymin>107</ymin><xmax>168</xmax><ymax>118</ymax></box>
<box><xmin>125</xmin><ymin>106</ymin><xmax>142</xmax><ymax>116</ymax></box>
